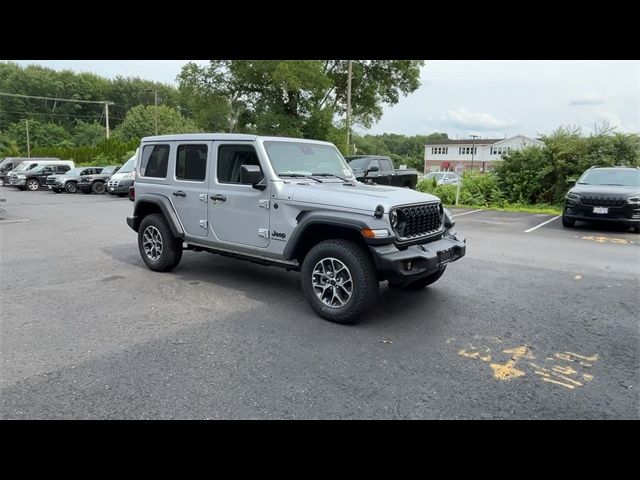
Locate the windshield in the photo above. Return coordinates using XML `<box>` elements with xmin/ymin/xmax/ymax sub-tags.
<box><xmin>65</xmin><ymin>168</ymin><xmax>84</xmax><ymax>176</ymax></box>
<box><xmin>118</xmin><ymin>156</ymin><xmax>136</xmax><ymax>174</ymax></box>
<box><xmin>578</xmin><ymin>169</ymin><xmax>640</xmax><ymax>186</ymax></box>
<box><xmin>101</xmin><ymin>166</ymin><xmax>116</xmax><ymax>175</ymax></box>
<box><xmin>426</xmin><ymin>172</ymin><xmax>446</xmax><ymax>180</ymax></box>
<box><xmin>264</xmin><ymin>141</ymin><xmax>354</xmax><ymax>179</ymax></box>
<box><xmin>13</xmin><ymin>162</ymin><xmax>38</xmax><ymax>171</ymax></box>
<box><xmin>347</xmin><ymin>158</ymin><xmax>371</xmax><ymax>170</ymax></box>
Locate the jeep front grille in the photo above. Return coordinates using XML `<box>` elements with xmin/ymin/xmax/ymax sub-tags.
<box><xmin>580</xmin><ymin>195</ymin><xmax>626</xmax><ymax>207</ymax></box>
<box><xmin>392</xmin><ymin>202</ymin><xmax>443</xmax><ymax>240</ymax></box>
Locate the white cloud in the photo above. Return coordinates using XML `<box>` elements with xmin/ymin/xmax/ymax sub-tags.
<box><xmin>439</xmin><ymin>108</ymin><xmax>514</xmax><ymax>131</ymax></box>
<box><xmin>569</xmin><ymin>93</ymin><xmax>608</xmax><ymax>106</ymax></box>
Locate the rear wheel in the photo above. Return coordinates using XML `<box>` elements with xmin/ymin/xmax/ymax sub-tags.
<box><xmin>65</xmin><ymin>182</ymin><xmax>78</xmax><ymax>193</ymax></box>
<box><xmin>26</xmin><ymin>179</ymin><xmax>39</xmax><ymax>191</ymax></box>
<box><xmin>138</xmin><ymin>213</ymin><xmax>183</xmax><ymax>272</ymax></box>
<box><xmin>91</xmin><ymin>181</ymin><xmax>105</xmax><ymax>194</ymax></box>
<box><xmin>562</xmin><ymin>215</ymin><xmax>575</xmax><ymax>228</ymax></box>
<box><xmin>301</xmin><ymin>239</ymin><xmax>378</xmax><ymax>324</ymax></box>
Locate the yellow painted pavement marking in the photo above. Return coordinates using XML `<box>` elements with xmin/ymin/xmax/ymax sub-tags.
<box><xmin>555</xmin><ymin>352</ymin><xmax>598</xmax><ymax>367</ymax></box>
<box><xmin>489</xmin><ymin>346</ymin><xmax>534</xmax><ymax>381</ymax></box>
<box><xmin>582</xmin><ymin>235</ymin><xmax>632</xmax><ymax>245</ymax></box>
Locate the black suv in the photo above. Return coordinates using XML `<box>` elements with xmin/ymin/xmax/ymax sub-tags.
<box><xmin>563</xmin><ymin>167</ymin><xmax>640</xmax><ymax>233</ymax></box>
<box><xmin>77</xmin><ymin>165</ymin><xmax>120</xmax><ymax>194</ymax></box>
<box><xmin>7</xmin><ymin>164</ymin><xmax>71</xmax><ymax>191</ymax></box>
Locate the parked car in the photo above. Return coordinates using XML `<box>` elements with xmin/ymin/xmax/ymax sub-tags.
<box><xmin>563</xmin><ymin>166</ymin><xmax>640</xmax><ymax>233</ymax></box>
<box><xmin>425</xmin><ymin>171</ymin><xmax>460</xmax><ymax>186</ymax></box>
<box><xmin>7</xmin><ymin>162</ymin><xmax>73</xmax><ymax>191</ymax></box>
<box><xmin>47</xmin><ymin>167</ymin><xmax>105</xmax><ymax>193</ymax></box>
<box><xmin>127</xmin><ymin>134</ymin><xmax>465</xmax><ymax>324</ymax></box>
<box><xmin>77</xmin><ymin>165</ymin><xmax>121</xmax><ymax>194</ymax></box>
<box><xmin>345</xmin><ymin>155</ymin><xmax>419</xmax><ymax>189</ymax></box>
<box><xmin>106</xmin><ymin>153</ymin><xmax>137</xmax><ymax>196</ymax></box>
<box><xmin>0</xmin><ymin>157</ymin><xmax>64</xmax><ymax>186</ymax></box>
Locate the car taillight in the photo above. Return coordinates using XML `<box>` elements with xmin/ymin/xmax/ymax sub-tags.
<box><xmin>129</xmin><ymin>185</ymin><xmax>135</xmax><ymax>201</ymax></box>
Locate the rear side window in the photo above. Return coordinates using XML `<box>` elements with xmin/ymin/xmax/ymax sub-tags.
<box><xmin>217</xmin><ymin>145</ymin><xmax>261</xmax><ymax>184</ymax></box>
<box><xmin>140</xmin><ymin>144</ymin><xmax>170</xmax><ymax>178</ymax></box>
<box><xmin>379</xmin><ymin>159</ymin><xmax>393</xmax><ymax>171</ymax></box>
<box><xmin>176</xmin><ymin>144</ymin><xmax>207</xmax><ymax>181</ymax></box>
<box><xmin>369</xmin><ymin>160</ymin><xmax>380</xmax><ymax>170</ymax></box>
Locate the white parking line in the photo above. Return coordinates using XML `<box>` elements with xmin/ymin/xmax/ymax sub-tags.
<box><xmin>452</xmin><ymin>209</ymin><xmax>484</xmax><ymax>218</ymax></box>
<box><xmin>524</xmin><ymin>216</ymin><xmax>560</xmax><ymax>233</ymax></box>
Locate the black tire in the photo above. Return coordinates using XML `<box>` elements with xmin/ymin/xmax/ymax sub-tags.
<box><xmin>65</xmin><ymin>182</ymin><xmax>78</xmax><ymax>193</ymax></box>
<box><xmin>26</xmin><ymin>179</ymin><xmax>39</xmax><ymax>191</ymax></box>
<box><xmin>300</xmin><ymin>239</ymin><xmax>378</xmax><ymax>324</ymax></box>
<box><xmin>91</xmin><ymin>181</ymin><xmax>105</xmax><ymax>194</ymax></box>
<box><xmin>138</xmin><ymin>213</ymin><xmax>183</xmax><ymax>272</ymax></box>
<box><xmin>562</xmin><ymin>215</ymin><xmax>575</xmax><ymax>228</ymax></box>
<box><xmin>397</xmin><ymin>267</ymin><xmax>446</xmax><ymax>290</ymax></box>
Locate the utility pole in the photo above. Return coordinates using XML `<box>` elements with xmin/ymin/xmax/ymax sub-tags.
<box><xmin>470</xmin><ymin>134</ymin><xmax>479</xmax><ymax>171</ymax></box>
<box><xmin>346</xmin><ymin>60</ymin><xmax>352</xmax><ymax>156</ymax></box>
<box><xmin>105</xmin><ymin>102</ymin><xmax>110</xmax><ymax>139</ymax></box>
<box><xmin>25</xmin><ymin>119</ymin><xmax>31</xmax><ymax>157</ymax></box>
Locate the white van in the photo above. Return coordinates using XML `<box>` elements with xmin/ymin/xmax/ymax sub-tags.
<box><xmin>107</xmin><ymin>151</ymin><xmax>138</xmax><ymax>196</ymax></box>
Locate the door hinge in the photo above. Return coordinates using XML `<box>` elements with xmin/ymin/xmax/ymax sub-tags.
<box><xmin>259</xmin><ymin>199</ymin><xmax>270</xmax><ymax>210</ymax></box>
<box><xmin>258</xmin><ymin>228</ymin><xmax>269</xmax><ymax>238</ymax></box>
<box><xmin>199</xmin><ymin>220</ymin><xmax>208</xmax><ymax>229</ymax></box>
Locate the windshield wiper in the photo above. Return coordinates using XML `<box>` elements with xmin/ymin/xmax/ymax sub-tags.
<box><xmin>278</xmin><ymin>172</ymin><xmax>322</xmax><ymax>183</ymax></box>
<box><xmin>311</xmin><ymin>172</ymin><xmax>352</xmax><ymax>182</ymax></box>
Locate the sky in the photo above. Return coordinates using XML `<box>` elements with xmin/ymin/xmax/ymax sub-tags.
<box><xmin>9</xmin><ymin>60</ymin><xmax>640</xmax><ymax>138</ymax></box>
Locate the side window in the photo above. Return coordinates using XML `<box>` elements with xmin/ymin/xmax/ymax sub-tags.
<box><xmin>380</xmin><ymin>159</ymin><xmax>393</xmax><ymax>171</ymax></box>
<box><xmin>140</xmin><ymin>144</ymin><xmax>170</xmax><ymax>178</ymax></box>
<box><xmin>368</xmin><ymin>159</ymin><xmax>380</xmax><ymax>171</ymax></box>
<box><xmin>176</xmin><ymin>144</ymin><xmax>208</xmax><ymax>182</ymax></box>
<box><xmin>60</xmin><ymin>165</ymin><xmax>70</xmax><ymax>173</ymax></box>
<box><xmin>217</xmin><ymin>145</ymin><xmax>261</xmax><ymax>184</ymax></box>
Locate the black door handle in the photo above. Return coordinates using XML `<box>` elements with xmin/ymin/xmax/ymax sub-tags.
<box><xmin>172</xmin><ymin>191</ymin><xmax>186</xmax><ymax>197</ymax></box>
<box><xmin>210</xmin><ymin>194</ymin><xmax>226</xmax><ymax>202</ymax></box>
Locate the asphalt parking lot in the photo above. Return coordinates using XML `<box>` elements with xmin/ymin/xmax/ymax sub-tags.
<box><xmin>1</xmin><ymin>188</ymin><xmax>638</xmax><ymax>419</ymax></box>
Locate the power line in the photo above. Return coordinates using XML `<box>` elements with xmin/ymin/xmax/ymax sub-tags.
<box><xmin>0</xmin><ymin>109</ymin><xmax>123</xmax><ymax>120</ymax></box>
<box><xmin>0</xmin><ymin>91</ymin><xmax>114</xmax><ymax>105</ymax></box>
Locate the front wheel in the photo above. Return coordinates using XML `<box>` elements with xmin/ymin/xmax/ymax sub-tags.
<box><xmin>26</xmin><ymin>179</ymin><xmax>40</xmax><ymax>191</ymax></box>
<box><xmin>91</xmin><ymin>181</ymin><xmax>105</xmax><ymax>194</ymax></box>
<box><xmin>138</xmin><ymin>213</ymin><xmax>183</xmax><ymax>272</ymax></box>
<box><xmin>562</xmin><ymin>215</ymin><xmax>575</xmax><ymax>228</ymax></box>
<box><xmin>65</xmin><ymin>182</ymin><xmax>78</xmax><ymax>193</ymax></box>
<box><xmin>301</xmin><ymin>239</ymin><xmax>378</xmax><ymax>324</ymax></box>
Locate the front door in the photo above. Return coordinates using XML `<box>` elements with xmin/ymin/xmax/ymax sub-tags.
<box><xmin>169</xmin><ymin>142</ymin><xmax>211</xmax><ymax>237</ymax></box>
<box><xmin>208</xmin><ymin>142</ymin><xmax>270</xmax><ymax>248</ymax></box>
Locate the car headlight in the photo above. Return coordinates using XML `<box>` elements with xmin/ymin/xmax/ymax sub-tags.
<box><xmin>443</xmin><ymin>207</ymin><xmax>455</xmax><ymax>228</ymax></box>
<box><xmin>566</xmin><ymin>192</ymin><xmax>581</xmax><ymax>203</ymax></box>
<box><xmin>627</xmin><ymin>196</ymin><xmax>640</xmax><ymax>205</ymax></box>
<box><xmin>390</xmin><ymin>210</ymin><xmax>398</xmax><ymax>228</ymax></box>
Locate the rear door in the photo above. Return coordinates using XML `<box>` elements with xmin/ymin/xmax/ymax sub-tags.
<box><xmin>378</xmin><ymin>158</ymin><xmax>395</xmax><ymax>185</ymax></box>
<box><xmin>208</xmin><ymin>142</ymin><xmax>270</xmax><ymax>248</ymax></box>
<box><xmin>169</xmin><ymin>142</ymin><xmax>211</xmax><ymax>238</ymax></box>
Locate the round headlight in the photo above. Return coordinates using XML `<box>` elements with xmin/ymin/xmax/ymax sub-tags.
<box><xmin>390</xmin><ymin>210</ymin><xmax>398</xmax><ymax>228</ymax></box>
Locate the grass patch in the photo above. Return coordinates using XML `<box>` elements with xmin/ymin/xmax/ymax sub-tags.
<box><xmin>447</xmin><ymin>203</ymin><xmax>562</xmax><ymax>216</ymax></box>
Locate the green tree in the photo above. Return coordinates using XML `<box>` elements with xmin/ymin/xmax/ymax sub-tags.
<box><xmin>2</xmin><ymin>119</ymin><xmax>73</xmax><ymax>151</ymax></box>
<box><xmin>113</xmin><ymin>105</ymin><xmax>200</xmax><ymax>142</ymax></box>
<box><xmin>72</xmin><ymin>120</ymin><xmax>105</xmax><ymax>146</ymax></box>
<box><xmin>177</xmin><ymin>60</ymin><xmax>424</xmax><ymax>142</ymax></box>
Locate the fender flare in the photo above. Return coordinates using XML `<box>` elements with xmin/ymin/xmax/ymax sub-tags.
<box><xmin>131</xmin><ymin>193</ymin><xmax>185</xmax><ymax>237</ymax></box>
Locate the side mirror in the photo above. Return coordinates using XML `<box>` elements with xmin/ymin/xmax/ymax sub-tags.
<box><xmin>240</xmin><ymin>164</ymin><xmax>265</xmax><ymax>190</ymax></box>
<box><xmin>567</xmin><ymin>178</ymin><xmax>576</xmax><ymax>186</ymax></box>
<box><xmin>365</xmin><ymin>165</ymin><xmax>379</xmax><ymax>176</ymax></box>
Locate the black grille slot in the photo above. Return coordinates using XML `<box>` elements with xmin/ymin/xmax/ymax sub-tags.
<box><xmin>394</xmin><ymin>203</ymin><xmax>443</xmax><ymax>240</ymax></box>
<box><xmin>581</xmin><ymin>196</ymin><xmax>626</xmax><ymax>207</ymax></box>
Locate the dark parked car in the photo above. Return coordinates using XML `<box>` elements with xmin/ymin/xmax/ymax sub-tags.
<box><xmin>77</xmin><ymin>165</ymin><xmax>120</xmax><ymax>194</ymax></box>
<box><xmin>563</xmin><ymin>166</ymin><xmax>640</xmax><ymax>233</ymax></box>
<box><xmin>0</xmin><ymin>157</ymin><xmax>62</xmax><ymax>185</ymax></box>
<box><xmin>47</xmin><ymin>167</ymin><xmax>105</xmax><ymax>193</ymax></box>
<box><xmin>7</xmin><ymin>163</ymin><xmax>72</xmax><ymax>191</ymax></box>
<box><xmin>345</xmin><ymin>155</ymin><xmax>418</xmax><ymax>189</ymax></box>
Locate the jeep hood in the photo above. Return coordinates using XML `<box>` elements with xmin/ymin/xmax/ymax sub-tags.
<box><xmin>285</xmin><ymin>181</ymin><xmax>440</xmax><ymax>212</ymax></box>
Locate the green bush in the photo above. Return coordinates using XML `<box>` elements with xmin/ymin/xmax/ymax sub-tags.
<box><xmin>31</xmin><ymin>138</ymin><xmax>139</xmax><ymax>165</ymax></box>
<box><xmin>417</xmin><ymin>171</ymin><xmax>502</xmax><ymax>207</ymax></box>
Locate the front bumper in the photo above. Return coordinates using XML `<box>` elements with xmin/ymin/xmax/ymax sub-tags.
<box><xmin>564</xmin><ymin>203</ymin><xmax>640</xmax><ymax>226</ymax></box>
<box><xmin>370</xmin><ymin>231</ymin><xmax>466</xmax><ymax>286</ymax></box>
<box><xmin>7</xmin><ymin>177</ymin><xmax>25</xmax><ymax>186</ymax></box>
<box><xmin>107</xmin><ymin>179</ymin><xmax>133</xmax><ymax>193</ymax></box>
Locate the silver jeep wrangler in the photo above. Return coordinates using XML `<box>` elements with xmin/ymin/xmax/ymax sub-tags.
<box><xmin>127</xmin><ymin>134</ymin><xmax>466</xmax><ymax>324</ymax></box>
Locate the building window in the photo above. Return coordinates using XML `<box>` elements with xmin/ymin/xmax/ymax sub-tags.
<box><xmin>432</xmin><ymin>147</ymin><xmax>448</xmax><ymax>155</ymax></box>
<box><xmin>459</xmin><ymin>147</ymin><xmax>477</xmax><ymax>155</ymax></box>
